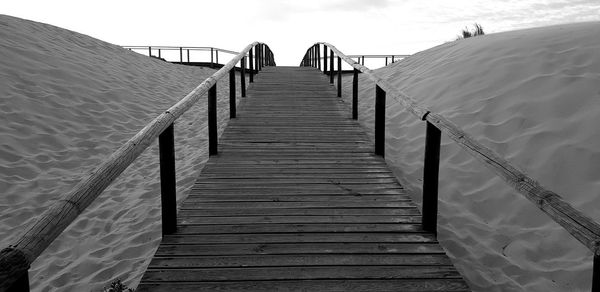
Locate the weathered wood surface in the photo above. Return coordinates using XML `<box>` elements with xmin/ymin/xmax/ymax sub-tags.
<box><xmin>320</xmin><ymin>42</ymin><xmax>600</xmax><ymax>256</ymax></box>
<box><xmin>137</xmin><ymin>67</ymin><xmax>469</xmax><ymax>291</ymax></box>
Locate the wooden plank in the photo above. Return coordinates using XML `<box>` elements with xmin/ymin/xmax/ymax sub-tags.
<box><xmin>173</xmin><ymin>223</ymin><xmax>424</xmax><ymax>234</ymax></box>
<box><xmin>161</xmin><ymin>233</ymin><xmax>437</xmax><ymax>244</ymax></box>
<box><xmin>180</xmin><ymin>202</ymin><xmax>417</xmax><ymax>209</ymax></box>
<box><xmin>155</xmin><ymin>242</ymin><xmax>446</xmax><ymax>256</ymax></box>
<box><xmin>178</xmin><ymin>208</ymin><xmax>420</xmax><ymax>216</ymax></box>
<box><xmin>137</xmin><ymin>279</ymin><xmax>470</xmax><ymax>292</ymax></box>
<box><xmin>141</xmin><ymin>266</ymin><xmax>462</xmax><ymax>281</ymax></box>
<box><xmin>148</xmin><ymin>254</ymin><xmax>453</xmax><ymax>268</ymax></box>
<box><xmin>177</xmin><ymin>215</ymin><xmax>421</xmax><ymax>225</ymax></box>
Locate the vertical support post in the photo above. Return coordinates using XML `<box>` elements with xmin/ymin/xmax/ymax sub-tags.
<box><xmin>265</xmin><ymin>47</ymin><xmax>269</xmax><ymax>66</ymax></box>
<box><xmin>317</xmin><ymin>45</ymin><xmax>321</xmax><ymax>70</ymax></box>
<box><xmin>216</xmin><ymin>50</ymin><xmax>219</xmax><ymax>65</ymax></box>
<box><xmin>148</xmin><ymin>46</ymin><xmax>152</xmax><ymax>57</ymax></box>
<box><xmin>179</xmin><ymin>47</ymin><xmax>183</xmax><ymax>63</ymax></box>
<box><xmin>386</xmin><ymin>57</ymin><xmax>388</xmax><ymax>66</ymax></box>
<box><xmin>8</xmin><ymin>271</ymin><xmax>30</xmax><ymax>292</ymax></box>
<box><xmin>593</xmin><ymin>254</ymin><xmax>600</xmax><ymax>292</ymax></box>
<box><xmin>422</xmin><ymin>121</ymin><xmax>441</xmax><ymax>234</ymax></box>
<box><xmin>352</xmin><ymin>68</ymin><xmax>359</xmax><ymax>120</ymax></box>
<box><xmin>249</xmin><ymin>48</ymin><xmax>254</xmax><ymax>82</ymax></box>
<box><xmin>187</xmin><ymin>49</ymin><xmax>190</xmax><ymax>62</ymax></box>
<box><xmin>392</xmin><ymin>55</ymin><xmax>395</xmax><ymax>63</ymax></box>
<box><xmin>323</xmin><ymin>46</ymin><xmax>328</xmax><ymax>73</ymax></box>
<box><xmin>259</xmin><ymin>45</ymin><xmax>263</xmax><ymax>70</ymax></box>
<box><xmin>255</xmin><ymin>45</ymin><xmax>260</xmax><ymax>72</ymax></box>
<box><xmin>337</xmin><ymin>56</ymin><xmax>342</xmax><ymax>97</ymax></box>
<box><xmin>158</xmin><ymin>49</ymin><xmax>161</xmax><ymax>59</ymax></box>
<box><xmin>229</xmin><ymin>69</ymin><xmax>236</xmax><ymax>119</ymax></box>
<box><xmin>210</xmin><ymin>48</ymin><xmax>214</xmax><ymax>68</ymax></box>
<box><xmin>375</xmin><ymin>85</ymin><xmax>386</xmax><ymax>157</ymax></box>
<box><xmin>241</xmin><ymin>57</ymin><xmax>247</xmax><ymax>97</ymax></box>
<box><xmin>329</xmin><ymin>49</ymin><xmax>334</xmax><ymax>84</ymax></box>
<box><xmin>159</xmin><ymin>123</ymin><xmax>177</xmax><ymax>235</ymax></box>
<box><xmin>208</xmin><ymin>84</ymin><xmax>218</xmax><ymax>156</ymax></box>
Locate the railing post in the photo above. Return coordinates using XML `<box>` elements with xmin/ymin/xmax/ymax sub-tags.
<box><xmin>187</xmin><ymin>49</ymin><xmax>190</xmax><ymax>62</ymax></box>
<box><xmin>158</xmin><ymin>49</ymin><xmax>161</xmax><ymax>59</ymax></box>
<box><xmin>159</xmin><ymin>123</ymin><xmax>177</xmax><ymax>235</ymax></box>
<box><xmin>255</xmin><ymin>45</ymin><xmax>260</xmax><ymax>72</ymax></box>
<box><xmin>179</xmin><ymin>47</ymin><xmax>183</xmax><ymax>63</ymax></box>
<box><xmin>375</xmin><ymin>85</ymin><xmax>386</xmax><ymax>157</ymax></box>
<box><xmin>422</xmin><ymin>121</ymin><xmax>441</xmax><ymax>234</ymax></box>
<box><xmin>229</xmin><ymin>69</ymin><xmax>236</xmax><ymax>119</ymax></box>
<box><xmin>148</xmin><ymin>46</ymin><xmax>151</xmax><ymax>57</ymax></box>
<box><xmin>216</xmin><ymin>50</ymin><xmax>219</xmax><ymax>65</ymax></box>
<box><xmin>265</xmin><ymin>47</ymin><xmax>270</xmax><ymax>66</ymax></box>
<box><xmin>337</xmin><ymin>56</ymin><xmax>342</xmax><ymax>97</ymax></box>
<box><xmin>262</xmin><ymin>45</ymin><xmax>265</xmax><ymax>67</ymax></box>
<box><xmin>329</xmin><ymin>49</ymin><xmax>334</xmax><ymax>84</ymax></box>
<box><xmin>241</xmin><ymin>57</ymin><xmax>247</xmax><ymax>97</ymax></box>
<box><xmin>352</xmin><ymin>68</ymin><xmax>358</xmax><ymax>120</ymax></box>
<box><xmin>386</xmin><ymin>57</ymin><xmax>388</xmax><ymax>66</ymax></box>
<box><xmin>317</xmin><ymin>45</ymin><xmax>321</xmax><ymax>70</ymax></box>
<box><xmin>259</xmin><ymin>45</ymin><xmax>263</xmax><ymax>70</ymax></box>
<box><xmin>593</xmin><ymin>254</ymin><xmax>600</xmax><ymax>292</ymax></box>
<box><xmin>323</xmin><ymin>45</ymin><xmax>328</xmax><ymax>73</ymax></box>
<box><xmin>392</xmin><ymin>55</ymin><xmax>395</xmax><ymax>63</ymax></box>
<box><xmin>208</xmin><ymin>84</ymin><xmax>218</xmax><ymax>156</ymax></box>
<box><xmin>249</xmin><ymin>48</ymin><xmax>254</xmax><ymax>82</ymax></box>
<box><xmin>210</xmin><ymin>48</ymin><xmax>214</xmax><ymax>68</ymax></box>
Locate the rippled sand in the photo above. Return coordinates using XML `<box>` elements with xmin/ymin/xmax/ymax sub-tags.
<box><xmin>339</xmin><ymin>22</ymin><xmax>600</xmax><ymax>291</ymax></box>
<box><xmin>0</xmin><ymin>15</ymin><xmax>247</xmax><ymax>291</ymax></box>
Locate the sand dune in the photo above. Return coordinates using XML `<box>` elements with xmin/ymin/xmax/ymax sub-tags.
<box><xmin>339</xmin><ymin>22</ymin><xmax>600</xmax><ymax>291</ymax></box>
<box><xmin>0</xmin><ymin>15</ymin><xmax>245</xmax><ymax>291</ymax></box>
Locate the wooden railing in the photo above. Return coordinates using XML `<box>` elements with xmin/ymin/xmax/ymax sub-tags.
<box><xmin>0</xmin><ymin>42</ymin><xmax>275</xmax><ymax>291</ymax></box>
<box><xmin>347</xmin><ymin>54</ymin><xmax>409</xmax><ymax>67</ymax></box>
<box><xmin>301</xmin><ymin>52</ymin><xmax>409</xmax><ymax>69</ymax></box>
<box><xmin>122</xmin><ymin>46</ymin><xmax>248</xmax><ymax>68</ymax></box>
<box><xmin>301</xmin><ymin>42</ymin><xmax>600</xmax><ymax>291</ymax></box>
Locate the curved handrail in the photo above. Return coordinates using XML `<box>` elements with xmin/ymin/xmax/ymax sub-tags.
<box><xmin>0</xmin><ymin>42</ymin><xmax>275</xmax><ymax>290</ymax></box>
<box><xmin>303</xmin><ymin>42</ymin><xmax>600</xmax><ymax>259</ymax></box>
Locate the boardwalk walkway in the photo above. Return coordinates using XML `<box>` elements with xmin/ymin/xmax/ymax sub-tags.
<box><xmin>136</xmin><ymin>67</ymin><xmax>469</xmax><ymax>291</ymax></box>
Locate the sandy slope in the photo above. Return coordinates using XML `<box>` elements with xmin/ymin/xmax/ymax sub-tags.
<box><xmin>339</xmin><ymin>22</ymin><xmax>600</xmax><ymax>291</ymax></box>
<box><xmin>0</xmin><ymin>15</ymin><xmax>246</xmax><ymax>291</ymax></box>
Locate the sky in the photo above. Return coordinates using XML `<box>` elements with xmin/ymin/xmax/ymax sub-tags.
<box><xmin>3</xmin><ymin>0</ymin><xmax>600</xmax><ymax>66</ymax></box>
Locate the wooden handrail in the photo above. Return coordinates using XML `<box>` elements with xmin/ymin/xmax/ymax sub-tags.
<box><xmin>303</xmin><ymin>42</ymin><xmax>600</xmax><ymax>290</ymax></box>
<box><xmin>0</xmin><ymin>41</ymin><xmax>275</xmax><ymax>291</ymax></box>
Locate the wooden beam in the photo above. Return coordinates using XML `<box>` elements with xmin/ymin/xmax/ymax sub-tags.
<box><xmin>422</xmin><ymin>122</ymin><xmax>441</xmax><ymax>234</ymax></box>
<box><xmin>375</xmin><ymin>85</ymin><xmax>386</xmax><ymax>157</ymax></box>
<box><xmin>229</xmin><ymin>69</ymin><xmax>236</xmax><ymax>118</ymax></box>
<box><xmin>352</xmin><ymin>68</ymin><xmax>358</xmax><ymax>120</ymax></box>
<box><xmin>159</xmin><ymin>124</ymin><xmax>177</xmax><ymax>235</ymax></box>
<box><xmin>208</xmin><ymin>84</ymin><xmax>218</xmax><ymax>155</ymax></box>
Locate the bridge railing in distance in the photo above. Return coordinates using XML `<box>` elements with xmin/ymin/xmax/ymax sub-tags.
<box><xmin>122</xmin><ymin>45</ymin><xmax>246</xmax><ymax>68</ymax></box>
<box><xmin>0</xmin><ymin>42</ymin><xmax>276</xmax><ymax>291</ymax></box>
<box><xmin>301</xmin><ymin>42</ymin><xmax>600</xmax><ymax>292</ymax></box>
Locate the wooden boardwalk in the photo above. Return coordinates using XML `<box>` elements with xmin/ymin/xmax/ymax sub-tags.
<box><xmin>136</xmin><ymin>67</ymin><xmax>469</xmax><ymax>291</ymax></box>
